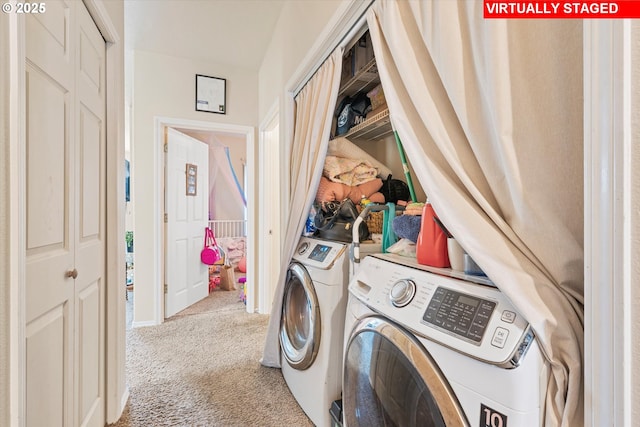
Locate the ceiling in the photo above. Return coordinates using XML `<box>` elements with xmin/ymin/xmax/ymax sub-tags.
<box><xmin>124</xmin><ymin>0</ymin><xmax>286</xmax><ymax>70</ymax></box>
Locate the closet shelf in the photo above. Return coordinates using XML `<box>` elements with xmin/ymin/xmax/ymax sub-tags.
<box><xmin>339</xmin><ymin>58</ymin><xmax>380</xmax><ymax>98</ymax></box>
<box><xmin>342</xmin><ymin>107</ymin><xmax>393</xmax><ymax>141</ymax></box>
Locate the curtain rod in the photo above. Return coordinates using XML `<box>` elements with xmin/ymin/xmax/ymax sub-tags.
<box><xmin>293</xmin><ymin>0</ymin><xmax>374</xmax><ymax>99</ymax></box>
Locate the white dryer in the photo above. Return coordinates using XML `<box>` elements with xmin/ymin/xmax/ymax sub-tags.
<box><xmin>343</xmin><ymin>254</ymin><xmax>549</xmax><ymax>427</ymax></box>
<box><xmin>280</xmin><ymin>236</ymin><xmax>350</xmax><ymax>427</ymax></box>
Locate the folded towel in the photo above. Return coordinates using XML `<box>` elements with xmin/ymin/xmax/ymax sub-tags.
<box><xmin>392</xmin><ymin>215</ymin><xmax>422</xmax><ymax>243</ymax></box>
<box><xmin>403</xmin><ymin>202</ymin><xmax>425</xmax><ymax>216</ymax></box>
<box><xmin>323</xmin><ymin>155</ymin><xmax>377</xmax><ymax>186</ymax></box>
<box><xmin>328</xmin><ymin>137</ymin><xmax>393</xmax><ymax>179</ymax></box>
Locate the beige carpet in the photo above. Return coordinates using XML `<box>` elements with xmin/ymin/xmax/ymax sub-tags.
<box><xmin>109</xmin><ymin>289</ymin><xmax>313</xmax><ymax>427</ymax></box>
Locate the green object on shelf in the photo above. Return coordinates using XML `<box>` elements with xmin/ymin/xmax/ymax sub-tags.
<box><xmin>125</xmin><ymin>231</ymin><xmax>134</xmax><ymax>253</ymax></box>
<box><xmin>382</xmin><ymin>202</ymin><xmax>397</xmax><ymax>253</ymax></box>
<box><xmin>393</xmin><ymin>130</ymin><xmax>417</xmax><ymax>203</ymax></box>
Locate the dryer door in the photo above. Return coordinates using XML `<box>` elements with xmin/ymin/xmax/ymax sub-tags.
<box><xmin>343</xmin><ymin>316</ymin><xmax>469</xmax><ymax>427</ymax></box>
<box><xmin>280</xmin><ymin>262</ymin><xmax>320</xmax><ymax>370</ymax></box>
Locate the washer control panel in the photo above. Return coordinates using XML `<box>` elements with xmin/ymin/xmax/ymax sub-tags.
<box><xmin>349</xmin><ymin>255</ymin><xmax>531</xmax><ymax>366</ymax></box>
<box><xmin>422</xmin><ymin>287</ymin><xmax>496</xmax><ymax>344</ymax></box>
<box><xmin>293</xmin><ymin>236</ymin><xmax>347</xmax><ymax>270</ymax></box>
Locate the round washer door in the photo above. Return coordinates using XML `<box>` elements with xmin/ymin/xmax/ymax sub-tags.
<box><xmin>343</xmin><ymin>316</ymin><xmax>469</xmax><ymax>427</ymax></box>
<box><xmin>279</xmin><ymin>262</ymin><xmax>321</xmax><ymax>370</ymax></box>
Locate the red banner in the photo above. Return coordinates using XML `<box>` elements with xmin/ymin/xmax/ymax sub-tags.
<box><xmin>484</xmin><ymin>1</ymin><xmax>640</xmax><ymax>18</ymax></box>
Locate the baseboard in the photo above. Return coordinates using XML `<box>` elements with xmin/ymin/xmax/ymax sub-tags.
<box><xmin>120</xmin><ymin>388</ymin><xmax>130</xmax><ymax>411</ymax></box>
<box><xmin>114</xmin><ymin>388</ymin><xmax>130</xmax><ymax>423</ymax></box>
<box><xmin>131</xmin><ymin>320</ymin><xmax>158</xmax><ymax>328</ymax></box>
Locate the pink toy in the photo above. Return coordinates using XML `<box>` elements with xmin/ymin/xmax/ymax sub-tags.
<box><xmin>238</xmin><ymin>256</ymin><xmax>247</xmax><ymax>273</ymax></box>
<box><xmin>209</xmin><ymin>275</ymin><xmax>220</xmax><ymax>293</ymax></box>
<box><xmin>238</xmin><ymin>277</ymin><xmax>247</xmax><ymax>304</ymax></box>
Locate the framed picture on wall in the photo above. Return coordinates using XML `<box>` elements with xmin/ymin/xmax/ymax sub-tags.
<box><xmin>195</xmin><ymin>74</ymin><xmax>226</xmax><ymax>114</ymax></box>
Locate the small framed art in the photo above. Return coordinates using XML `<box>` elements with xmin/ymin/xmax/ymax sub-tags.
<box><xmin>186</xmin><ymin>163</ymin><xmax>197</xmax><ymax>196</ymax></box>
<box><xmin>195</xmin><ymin>74</ymin><xmax>226</xmax><ymax>114</ymax></box>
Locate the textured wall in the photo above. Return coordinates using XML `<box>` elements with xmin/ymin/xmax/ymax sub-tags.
<box><xmin>258</xmin><ymin>0</ymin><xmax>343</xmax><ymax>121</ymax></box>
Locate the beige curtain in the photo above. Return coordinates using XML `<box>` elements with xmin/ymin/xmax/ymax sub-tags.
<box><xmin>261</xmin><ymin>49</ymin><xmax>343</xmax><ymax>367</ymax></box>
<box><xmin>367</xmin><ymin>1</ymin><xmax>583</xmax><ymax>425</ymax></box>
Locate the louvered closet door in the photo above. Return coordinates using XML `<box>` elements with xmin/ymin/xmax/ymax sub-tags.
<box><xmin>24</xmin><ymin>1</ymin><xmax>106</xmax><ymax>426</ymax></box>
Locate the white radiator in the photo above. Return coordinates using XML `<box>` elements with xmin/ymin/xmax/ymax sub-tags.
<box><xmin>208</xmin><ymin>219</ymin><xmax>247</xmax><ymax>238</ymax></box>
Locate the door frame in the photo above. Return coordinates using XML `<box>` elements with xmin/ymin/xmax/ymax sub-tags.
<box><xmin>583</xmin><ymin>19</ymin><xmax>633</xmax><ymax>426</ymax></box>
<box><xmin>153</xmin><ymin>116</ymin><xmax>257</xmax><ymax>316</ymax></box>
<box><xmin>258</xmin><ymin>101</ymin><xmax>280</xmax><ymax>314</ymax></box>
<box><xmin>4</xmin><ymin>0</ymin><xmax>127</xmax><ymax>424</ymax></box>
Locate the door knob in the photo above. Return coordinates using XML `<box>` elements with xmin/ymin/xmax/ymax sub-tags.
<box><xmin>65</xmin><ymin>269</ymin><xmax>78</xmax><ymax>279</ymax></box>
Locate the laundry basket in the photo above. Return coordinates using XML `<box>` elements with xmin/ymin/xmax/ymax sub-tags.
<box><xmin>364</xmin><ymin>211</ymin><xmax>384</xmax><ymax>234</ymax></box>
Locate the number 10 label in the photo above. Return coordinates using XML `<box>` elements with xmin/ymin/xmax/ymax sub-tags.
<box><xmin>480</xmin><ymin>404</ymin><xmax>507</xmax><ymax>427</ymax></box>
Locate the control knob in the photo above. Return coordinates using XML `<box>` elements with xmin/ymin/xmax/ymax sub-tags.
<box><xmin>389</xmin><ymin>279</ymin><xmax>416</xmax><ymax>307</ymax></box>
<box><xmin>297</xmin><ymin>241</ymin><xmax>309</xmax><ymax>255</ymax></box>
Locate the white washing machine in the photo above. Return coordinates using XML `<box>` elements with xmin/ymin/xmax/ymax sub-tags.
<box><xmin>343</xmin><ymin>254</ymin><xmax>549</xmax><ymax>427</ymax></box>
<box><xmin>280</xmin><ymin>236</ymin><xmax>350</xmax><ymax>427</ymax></box>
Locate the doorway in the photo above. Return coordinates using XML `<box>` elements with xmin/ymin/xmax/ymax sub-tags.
<box><xmin>152</xmin><ymin>117</ymin><xmax>257</xmax><ymax>322</ymax></box>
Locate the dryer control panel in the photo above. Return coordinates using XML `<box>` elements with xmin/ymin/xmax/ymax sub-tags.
<box><xmin>292</xmin><ymin>236</ymin><xmax>347</xmax><ymax>270</ymax></box>
<box><xmin>349</xmin><ymin>255</ymin><xmax>532</xmax><ymax>367</ymax></box>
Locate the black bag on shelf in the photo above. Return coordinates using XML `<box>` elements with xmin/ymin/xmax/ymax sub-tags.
<box><xmin>314</xmin><ymin>199</ymin><xmax>370</xmax><ymax>243</ymax></box>
<box><xmin>335</xmin><ymin>93</ymin><xmax>371</xmax><ymax>136</ymax></box>
<box><xmin>335</xmin><ymin>97</ymin><xmax>354</xmax><ymax>136</ymax></box>
<box><xmin>380</xmin><ymin>175</ymin><xmax>411</xmax><ymax>203</ymax></box>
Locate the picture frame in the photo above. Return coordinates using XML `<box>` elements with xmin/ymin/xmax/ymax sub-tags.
<box><xmin>195</xmin><ymin>74</ymin><xmax>226</xmax><ymax>114</ymax></box>
<box><xmin>186</xmin><ymin>163</ymin><xmax>197</xmax><ymax>196</ymax></box>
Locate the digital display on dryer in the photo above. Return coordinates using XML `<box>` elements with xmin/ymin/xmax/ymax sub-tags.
<box><xmin>422</xmin><ymin>287</ymin><xmax>496</xmax><ymax>344</ymax></box>
<box><xmin>308</xmin><ymin>244</ymin><xmax>331</xmax><ymax>262</ymax></box>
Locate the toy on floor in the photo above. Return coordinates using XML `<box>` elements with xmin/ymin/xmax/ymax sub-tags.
<box><xmin>209</xmin><ymin>274</ymin><xmax>220</xmax><ymax>293</ymax></box>
<box><xmin>208</xmin><ymin>265</ymin><xmax>221</xmax><ymax>293</ymax></box>
<box><xmin>237</xmin><ymin>256</ymin><xmax>247</xmax><ymax>273</ymax></box>
<box><xmin>238</xmin><ymin>277</ymin><xmax>247</xmax><ymax>304</ymax></box>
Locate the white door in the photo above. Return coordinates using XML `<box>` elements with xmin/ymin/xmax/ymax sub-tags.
<box><xmin>165</xmin><ymin>128</ymin><xmax>209</xmax><ymax>318</ymax></box>
<box><xmin>25</xmin><ymin>1</ymin><xmax>106</xmax><ymax>426</ymax></box>
<box><xmin>259</xmin><ymin>111</ymin><xmax>281</xmax><ymax>313</ymax></box>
